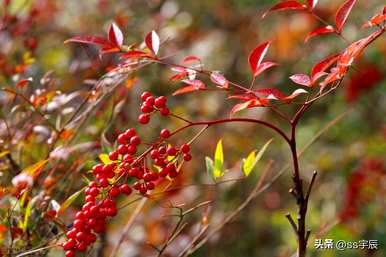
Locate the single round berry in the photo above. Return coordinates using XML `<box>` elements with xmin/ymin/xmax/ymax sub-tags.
<box><xmin>138</xmin><ymin>114</ymin><xmax>150</xmax><ymax>124</ymax></box>
<box><xmin>183</xmin><ymin>153</ymin><xmax>192</xmax><ymax>161</ymax></box>
<box><xmin>120</xmin><ymin>184</ymin><xmax>132</xmax><ymax>195</ymax></box>
<box><xmin>160</xmin><ymin>129</ymin><xmax>170</xmax><ymax>139</ymax></box>
<box><xmin>150</xmin><ymin>149</ymin><xmax>159</xmax><ymax>159</ymax></box>
<box><xmin>130</xmin><ymin>136</ymin><xmax>141</xmax><ymax>146</ymax></box>
<box><xmin>141</xmin><ymin>104</ymin><xmax>154</xmax><ymax>113</ymax></box>
<box><xmin>62</xmin><ymin>240</ymin><xmax>75</xmax><ymax>251</ymax></box>
<box><xmin>158</xmin><ymin>146</ymin><xmax>167</xmax><ymax>154</ymax></box>
<box><xmin>160</xmin><ymin>107</ymin><xmax>170</xmax><ymax>116</ymax></box>
<box><xmin>181</xmin><ymin>144</ymin><xmax>190</xmax><ymax>153</ymax></box>
<box><xmin>73</xmin><ymin>219</ymin><xmax>84</xmax><ymax>230</ymax></box>
<box><xmin>141</xmin><ymin>91</ymin><xmax>152</xmax><ymax>101</ymax></box>
<box><xmin>167</xmin><ymin>146</ymin><xmax>177</xmax><ymax>156</ymax></box>
<box><xmin>129</xmin><ymin>167</ymin><xmax>139</xmax><ymax>177</ymax></box>
<box><xmin>65</xmin><ymin>250</ymin><xmax>75</xmax><ymax>257</ymax></box>
<box><xmin>109</xmin><ymin>186</ymin><xmax>120</xmax><ymax>198</ymax></box>
<box><xmin>146</xmin><ymin>182</ymin><xmax>155</xmax><ymax>190</ymax></box>
<box><xmin>108</xmin><ymin>151</ymin><xmax>118</xmax><ymax>161</ymax></box>
<box><xmin>145</xmin><ymin>96</ymin><xmax>155</xmax><ymax>105</ymax></box>
<box><xmin>154</xmin><ymin>96</ymin><xmax>167</xmax><ymax>108</ymax></box>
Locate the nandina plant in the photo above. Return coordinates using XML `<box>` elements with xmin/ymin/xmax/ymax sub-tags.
<box><xmin>57</xmin><ymin>1</ymin><xmax>385</xmax><ymax>257</ymax></box>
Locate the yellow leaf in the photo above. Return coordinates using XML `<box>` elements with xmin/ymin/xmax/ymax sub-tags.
<box><xmin>23</xmin><ymin>160</ymin><xmax>48</xmax><ymax>175</ymax></box>
<box><xmin>214</xmin><ymin>139</ymin><xmax>224</xmax><ymax>178</ymax></box>
<box><xmin>0</xmin><ymin>151</ymin><xmax>10</xmax><ymax>158</ymax></box>
<box><xmin>99</xmin><ymin>154</ymin><xmax>112</xmax><ymax>164</ymax></box>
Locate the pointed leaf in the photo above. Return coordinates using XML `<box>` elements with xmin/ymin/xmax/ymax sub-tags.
<box><xmin>58</xmin><ymin>188</ymin><xmax>85</xmax><ymax>214</ymax></box>
<box><xmin>121</xmin><ymin>50</ymin><xmax>153</xmax><ymax>59</ymax></box>
<box><xmin>253</xmin><ymin>61</ymin><xmax>278</xmax><ymax>77</ymax></box>
<box><xmin>289</xmin><ymin>74</ymin><xmax>311</xmax><ymax>86</ymax></box>
<box><xmin>182</xmin><ymin>55</ymin><xmax>201</xmax><ymax>63</ymax></box>
<box><xmin>205</xmin><ymin>157</ymin><xmax>215</xmax><ymax>181</ymax></box>
<box><xmin>263</xmin><ymin>1</ymin><xmax>307</xmax><ymax>18</ymax></box>
<box><xmin>230</xmin><ymin>99</ymin><xmax>270</xmax><ymax>114</ymax></box>
<box><xmin>335</xmin><ymin>0</ymin><xmax>357</xmax><ymax>32</ymax></box>
<box><xmin>282</xmin><ymin>89</ymin><xmax>308</xmax><ymax>102</ymax></box>
<box><xmin>22</xmin><ymin>200</ymin><xmax>32</xmax><ymax>231</ymax></box>
<box><xmin>248</xmin><ymin>41</ymin><xmax>272</xmax><ymax>77</ymax></box>
<box><xmin>311</xmin><ymin>53</ymin><xmax>340</xmax><ymax>79</ymax></box>
<box><xmin>304</xmin><ymin>25</ymin><xmax>335</xmax><ymax>42</ymax></box>
<box><xmin>214</xmin><ymin>139</ymin><xmax>224</xmax><ymax>178</ymax></box>
<box><xmin>172</xmin><ymin>84</ymin><xmax>205</xmax><ymax>96</ymax></box>
<box><xmin>210</xmin><ymin>72</ymin><xmax>228</xmax><ymax>89</ymax></box>
<box><xmin>64</xmin><ymin>36</ymin><xmax>112</xmax><ymax>47</ymax></box>
<box><xmin>145</xmin><ymin>30</ymin><xmax>160</xmax><ymax>55</ymax></box>
<box><xmin>362</xmin><ymin>14</ymin><xmax>386</xmax><ymax>28</ymax></box>
<box><xmin>242</xmin><ymin>139</ymin><xmax>272</xmax><ymax>177</ymax></box>
<box><xmin>23</xmin><ymin>160</ymin><xmax>48</xmax><ymax>175</ymax></box>
<box><xmin>108</xmin><ymin>23</ymin><xmax>123</xmax><ymax>47</ymax></box>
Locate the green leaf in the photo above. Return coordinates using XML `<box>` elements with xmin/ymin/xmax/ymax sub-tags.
<box><xmin>205</xmin><ymin>157</ymin><xmax>215</xmax><ymax>181</ymax></box>
<box><xmin>214</xmin><ymin>139</ymin><xmax>224</xmax><ymax>178</ymax></box>
<box><xmin>22</xmin><ymin>200</ymin><xmax>32</xmax><ymax>232</ymax></box>
<box><xmin>242</xmin><ymin>139</ymin><xmax>272</xmax><ymax>177</ymax></box>
<box><xmin>58</xmin><ymin>187</ymin><xmax>85</xmax><ymax>214</ymax></box>
<box><xmin>99</xmin><ymin>153</ymin><xmax>112</xmax><ymax>164</ymax></box>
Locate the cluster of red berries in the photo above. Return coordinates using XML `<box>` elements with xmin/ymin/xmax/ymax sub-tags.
<box><xmin>138</xmin><ymin>91</ymin><xmax>169</xmax><ymax>124</ymax></box>
<box><xmin>63</xmin><ymin>92</ymin><xmax>192</xmax><ymax>256</ymax></box>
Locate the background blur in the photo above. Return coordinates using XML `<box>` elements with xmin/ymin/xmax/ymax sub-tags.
<box><xmin>0</xmin><ymin>0</ymin><xmax>385</xmax><ymax>256</ymax></box>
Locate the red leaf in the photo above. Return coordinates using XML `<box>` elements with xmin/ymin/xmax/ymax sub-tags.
<box><xmin>227</xmin><ymin>93</ymin><xmax>256</xmax><ymax>101</ymax></box>
<box><xmin>256</xmin><ymin>88</ymin><xmax>307</xmax><ymax>103</ymax></box>
<box><xmin>306</xmin><ymin>0</ymin><xmax>318</xmax><ymax>10</ymax></box>
<box><xmin>248</xmin><ymin>41</ymin><xmax>272</xmax><ymax>77</ymax></box>
<box><xmin>255</xmin><ymin>88</ymin><xmax>286</xmax><ymax>99</ymax></box>
<box><xmin>181</xmin><ymin>79</ymin><xmax>205</xmax><ymax>89</ymax></box>
<box><xmin>262</xmin><ymin>1</ymin><xmax>307</xmax><ymax>18</ymax></box>
<box><xmin>304</xmin><ymin>25</ymin><xmax>335</xmax><ymax>42</ymax></box>
<box><xmin>16</xmin><ymin>78</ymin><xmax>33</xmax><ymax>88</ymax></box>
<box><xmin>311</xmin><ymin>53</ymin><xmax>340</xmax><ymax>79</ymax></box>
<box><xmin>182</xmin><ymin>55</ymin><xmax>201</xmax><ymax>63</ymax></box>
<box><xmin>335</xmin><ymin>0</ymin><xmax>357</xmax><ymax>32</ymax></box>
<box><xmin>253</xmin><ymin>62</ymin><xmax>278</xmax><ymax>77</ymax></box>
<box><xmin>289</xmin><ymin>74</ymin><xmax>311</xmax><ymax>86</ymax></box>
<box><xmin>172</xmin><ymin>84</ymin><xmax>205</xmax><ymax>96</ymax></box>
<box><xmin>210</xmin><ymin>72</ymin><xmax>228</xmax><ymax>89</ymax></box>
<box><xmin>145</xmin><ymin>30</ymin><xmax>160</xmax><ymax>55</ymax></box>
<box><xmin>230</xmin><ymin>99</ymin><xmax>269</xmax><ymax>114</ymax></box>
<box><xmin>362</xmin><ymin>14</ymin><xmax>386</xmax><ymax>28</ymax></box>
<box><xmin>64</xmin><ymin>36</ymin><xmax>112</xmax><ymax>47</ymax></box>
<box><xmin>108</xmin><ymin>23</ymin><xmax>123</xmax><ymax>47</ymax></box>
<box><xmin>121</xmin><ymin>51</ymin><xmax>153</xmax><ymax>59</ymax></box>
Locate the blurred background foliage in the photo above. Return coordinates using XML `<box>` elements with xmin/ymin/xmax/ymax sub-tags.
<box><xmin>0</xmin><ymin>0</ymin><xmax>385</xmax><ymax>256</ymax></box>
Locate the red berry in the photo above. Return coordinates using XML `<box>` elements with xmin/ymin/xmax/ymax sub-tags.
<box><xmin>102</xmin><ymin>199</ymin><xmax>115</xmax><ymax>208</ymax></box>
<box><xmin>160</xmin><ymin>129</ymin><xmax>170</xmax><ymax>139</ymax></box>
<box><xmin>102</xmin><ymin>163</ymin><xmax>115</xmax><ymax>173</ymax></box>
<box><xmin>87</xmin><ymin>233</ymin><xmax>97</xmax><ymax>243</ymax></box>
<box><xmin>141</xmin><ymin>104</ymin><xmax>153</xmax><ymax>113</ymax></box>
<box><xmin>138</xmin><ymin>114</ymin><xmax>150</xmax><ymax>124</ymax></box>
<box><xmin>99</xmin><ymin>178</ymin><xmax>109</xmax><ymax>188</ymax></box>
<box><xmin>120</xmin><ymin>184</ymin><xmax>132</xmax><ymax>195</ymax></box>
<box><xmin>73</xmin><ymin>219</ymin><xmax>84</xmax><ymax>230</ymax></box>
<box><xmin>76</xmin><ymin>231</ymin><xmax>87</xmax><ymax>241</ymax></box>
<box><xmin>145</xmin><ymin>96</ymin><xmax>155</xmax><ymax>105</ymax></box>
<box><xmin>117</xmin><ymin>134</ymin><xmax>128</xmax><ymax>144</ymax></box>
<box><xmin>124</xmin><ymin>128</ymin><xmax>136</xmax><ymax>138</ymax></box>
<box><xmin>130</xmin><ymin>136</ymin><xmax>141</xmax><ymax>146</ymax></box>
<box><xmin>62</xmin><ymin>240</ymin><xmax>75</xmax><ymax>250</ymax></box>
<box><xmin>167</xmin><ymin>147</ymin><xmax>177</xmax><ymax>156</ymax></box>
<box><xmin>108</xmin><ymin>151</ymin><xmax>118</xmax><ymax>161</ymax></box>
<box><xmin>66</xmin><ymin>228</ymin><xmax>77</xmax><ymax>238</ymax></box>
<box><xmin>107</xmin><ymin>207</ymin><xmax>118</xmax><ymax>216</ymax></box>
<box><xmin>160</xmin><ymin>107</ymin><xmax>170</xmax><ymax>116</ymax></box>
<box><xmin>129</xmin><ymin>167</ymin><xmax>139</xmax><ymax>177</ymax></box>
<box><xmin>159</xmin><ymin>168</ymin><xmax>168</xmax><ymax>177</ymax></box>
<box><xmin>89</xmin><ymin>187</ymin><xmax>99</xmax><ymax>197</ymax></box>
<box><xmin>65</xmin><ymin>250</ymin><xmax>75</xmax><ymax>257</ymax></box>
<box><xmin>133</xmin><ymin>181</ymin><xmax>142</xmax><ymax>190</ymax></box>
<box><xmin>139</xmin><ymin>185</ymin><xmax>147</xmax><ymax>194</ymax></box>
<box><xmin>117</xmin><ymin>144</ymin><xmax>128</xmax><ymax>155</ymax></box>
<box><xmin>146</xmin><ymin>182</ymin><xmax>155</xmax><ymax>190</ymax></box>
<box><xmin>76</xmin><ymin>242</ymin><xmax>87</xmax><ymax>252</ymax></box>
<box><xmin>158</xmin><ymin>146</ymin><xmax>167</xmax><ymax>154</ymax></box>
<box><xmin>92</xmin><ymin>164</ymin><xmax>103</xmax><ymax>174</ymax></box>
<box><xmin>143</xmin><ymin>173</ymin><xmax>153</xmax><ymax>182</ymax></box>
<box><xmin>75</xmin><ymin>211</ymin><xmax>85</xmax><ymax>220</ymax></box>
<box><xmin>109</xmin><ymin>186</ymin><xmax>120</xmax><ymax>198</ymax></box>
<box><xmin>183</xmin><ymin>153</ymin><xmax>192</xmax><ymax>161</ymax></box>
<box><xmin>150</xmin><ymin>149</ymin><xmax>159</xmax><ymax>159</ymax></box>
<box><xmin>181</xmin><ymin>144</ymin><xmax>190</xmax><ymax>153</ymax></box>
<box><xmin>154</xmin><ymin>96</ymin><xmax>167</xmax><ymax>108</ymax></box>
<box><xmin>122</xmin><ymin>154</ymin><xmax>133</xmax><ymax>163</ymax></box>
<box><xmin>141</xmin><ymin>91</ymin><xmax>151</xmax><ymax>101</ymax></box>
<box><xmin>127</xmin><ymin>145</ymin><xmax>137</xmax><ymax>154</ymax></box>
<box><xmin>85</xmin><ymin>195</ymin><xmax>95</xmax><ymax>203</ymax></box>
